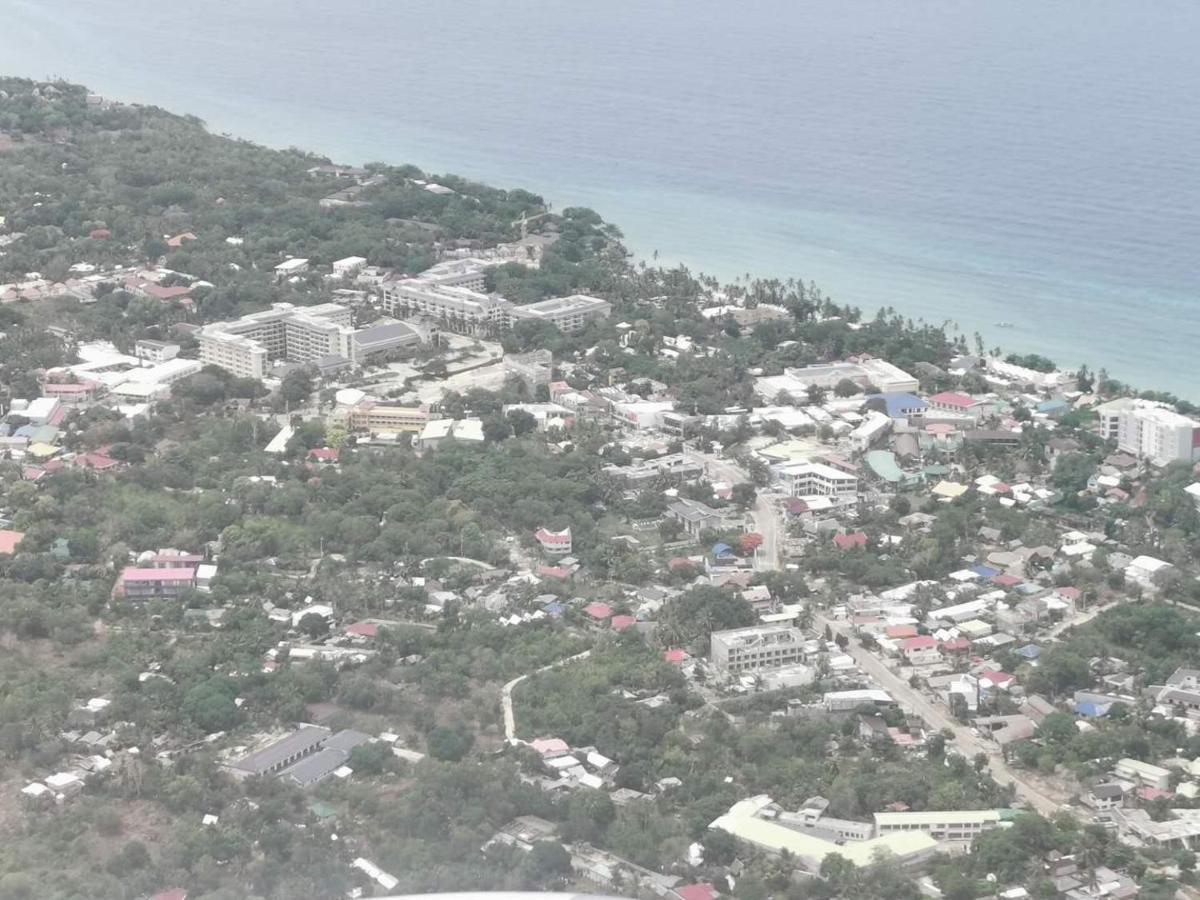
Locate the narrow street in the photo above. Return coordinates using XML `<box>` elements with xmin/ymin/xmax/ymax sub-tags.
<box><xmin>816</xmin><ymin>613</ymin><xmax>1064</xmax><ymax>816</ymax></box>
<box><xmin>685</xmin><ymin>448</ymin><xmax>781</xmax><ymax>571</ymax></box>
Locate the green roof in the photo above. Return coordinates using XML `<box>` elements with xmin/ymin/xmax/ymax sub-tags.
<box><xmin>309</xmin><ymin>800</ymin><xmax>336</xmax><ymax>820</ymax></box>
<box><xmin>866</xmin><ymin>450</ymin><xmax>905</xmax><ymax>483</ymax></box>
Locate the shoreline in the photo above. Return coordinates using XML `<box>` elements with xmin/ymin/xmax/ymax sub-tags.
<box><xmin>2</xmin><ymin>71</ymin><xmax>1194</xmax><ymax>401</ymax></box>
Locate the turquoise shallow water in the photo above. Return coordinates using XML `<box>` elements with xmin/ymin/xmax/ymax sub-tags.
<box><xmin>2</xmin><ymin>0</ymin><xmax>1198</xmax><ymax>396</ymax></box>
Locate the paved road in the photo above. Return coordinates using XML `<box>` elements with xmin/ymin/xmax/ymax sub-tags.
<box><xmin>816</xmin><ymin>613</ymin><xmax>1063</xmax><ymax>816</ymax></box>
<box><xmin>502</xmin><ymin>650</ymin><xmax>591</xmax><ymax>743</ymax></box>
<box><xmin>685</xmin><ymin>449</ymin><xmax>781</xmax><ymax>571</ymax></box>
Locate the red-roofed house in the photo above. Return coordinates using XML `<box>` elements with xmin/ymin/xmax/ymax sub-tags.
<box><xmin>150</xmin><ymin>890</ymin><xmax>188</xmax><ymax>900</ymax></box>
<box><xmin>88</xmin><ymin>228</ymin><xmax>111</xmax><ymax>240</ymax></box>
<box><xmin>118</xmin><ymin>566</ymin><xmax>196</xmax><ymax>600</ymax></box>
<box><xmin>166</xmin><ymin>232</ymin><xmax>197</xmax><ymax>248</ymax></box>
<box><xmin>0</xmin><ymin>529</ymin><xmax>25</xmax><ymax>555</ymax></box>
<box><xmin>885</xmin><ymin>624</ymin><xmax>918</xmax><ymax>639</ymax></box>
<box><xmin>534</xmin><ymin>526</ymin><xmax>572</xmax><ymax>557</ymax></box>
<box><xmin>308</xmin><ymin>447</ymin><xmax>339</xmax><ymax>462</ymax></box>
<box><xmin>583</xmin><ymin>601</ymin><xmax>613</xmax><ymax>622</ymax></box>
<box><xmin>610</xmin><ymin>614</ymin><xmax>637</xmax><ymax>632</ymax></box>
<box><xmin>674</xmin><ymin>884</ymin><xmax>718</xmax><ymax>900</ymax></box>
<box><xmin>668</xmin><ymin>556</ymin><xmax>696</xmax><ymax>571</ymax></box>
<box><xmin>530</xmin><ymin>737</ymin><xmax>569</xmax><ymax>757</ymax></box>
<box><xmin>991</xmin><ymin>573</ymin><xmax>1023</xmax><ymax>587</ymax></box>
<box><xmin>927</xmin><ymin>391</ymin><xmax>992</xmax><ymax>420</ymax></box>
<box><xmin>901</xmin><ymin>635</ymin><xmax>941</xmax><ymax>664</ymax></box>
<box><xmin>940</xmin><ymin>636</ymin><xmax>971</xmax><ymax>654</ymax></box>
<box><xmin>346</xmin><ymin>622</ymin><xmax>378</xmax><ymax>638</ymax></box>
<box><xmin>664</xmin><ymin>649</ymin><xmax>687</xmax><ymax>664</ymax></box>
<box><xmin>42</xmin><ymin>380</ymin><xmax>101</xmax><ymax>402</ymax></box>
<box><xmin>537</xmin><ymin>564</ymin><xmax>571</xmax><ymax>580</ymax></box>
<box><xmin>979</xmin><ymin>669</ymin><xmax>1015</xmax><ymax>692</ymax></box>
<box><xmin>832</xmin><ymin>531</ymin><xmax>867</xmax><ymax>550</ymax></box>
<box><xmin>73</xmin><ymin>451</ymin><xmax>121</xmax><ymax>471</ymax></box>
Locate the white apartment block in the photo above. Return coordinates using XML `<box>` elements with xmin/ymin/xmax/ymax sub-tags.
<box><xmin>379</xmin><ymin>261</ymin><xmax>609</xmax><ymax>335</ymax></box>
<box><xmin>507</xmin><ymin>294</ymin><xmax>611</xmax><ymax>332</ymax></box>
<box><xmin>710</xmin><ymin>625</ymin><xmax>807</xmax><ymax>674</ymax></box>
<box><xmin>198</xmin><ymin>303</ymin><xmax>354</xmax><ymax>379</ymax></box>
<box><xmin>1097</xmin><ymin>398</ymin><xmax>1200</xmax><ymax>466</ymax></box>
<box><xmin>873</xmin><ymin>810</ymin><xmax>1003</xmax><ymax>842</ymax></box>
<box><xmin>134</xmin><ymin>339</ymin><xmax>180</xmax><ymax>364</ymax></box>
<box><xmin>774</xmin><ymin>461</ymin><xmax>859</xmax><ymax>506</ymax></box>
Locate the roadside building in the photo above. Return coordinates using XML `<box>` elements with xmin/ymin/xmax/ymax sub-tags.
<box><xmin>710</xmin><ymin>625</ymin><xmax>806</xmax><ymax>674</ymax></box>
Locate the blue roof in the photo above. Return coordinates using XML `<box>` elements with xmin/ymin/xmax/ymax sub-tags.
<box><xmin>1037</xmin><ymin>398</ymin><xmax>1069</xmax><ymax>413</ymax></box>
<box><xmin>971</xmin><ymin>565</ymin><xmax>999</xmax><ymax>579</ymax></box>
<box><xmin>1015</xmin><ymin>644</ymin><xmax>1041</xmax><ymax>660</ymax></box>
<box><xmin>543</xmin><ymin>601</ymin><xmax>565</xmax><ymax>616</ymax></box>
<box><xmin>1075</xmin><ymin>701</ymin><xmax>1111</xmax><ymax>717</ymax></box>
<box><xmin>13</xmin><ymin>425</ymin><xmax>34</xmax><ymax>438</ymax></box>
<box><xmin>712</xmin><ymin>542</ymin><xmax>734</xmax><ymax>556</ymax></box>
<box><xmin>877</xmin><ymin>393</ymin><xmax>929</xmax><ymax>418</ymax></box>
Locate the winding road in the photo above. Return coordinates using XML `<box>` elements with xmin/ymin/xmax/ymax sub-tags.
<box><xmin>501</xmin><ymin>650</ymin><xmax>591</xmax><ymax>743</ymax></box>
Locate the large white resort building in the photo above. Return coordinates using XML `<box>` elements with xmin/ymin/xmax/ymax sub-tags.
<box><xmin>198</xmin><ymin>303</ymin><xmax>423</xmax><ymax>379</ymax></box>
<box><xmin>379</xmin><ymin>259</ymin><xmax>610</xmax><ymax>335</ymax></box>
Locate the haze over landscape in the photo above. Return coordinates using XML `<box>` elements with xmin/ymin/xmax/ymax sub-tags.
<box><xmin>3</xmin><ymin>0</ymin><xmax>1198</xmax><ymax>396</ymax></box>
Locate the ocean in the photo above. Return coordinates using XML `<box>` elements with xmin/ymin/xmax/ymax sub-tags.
<box><xmin>2</xmin><ymin>0</ymin><xmax>1198</xmax><ymax>396</ymax></box>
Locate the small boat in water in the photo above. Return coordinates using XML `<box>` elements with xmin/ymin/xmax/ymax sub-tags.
<box><xmin>994</xmin><ymin>321</ymin><xmax>1014</xmax><ymax>328</ymax></box>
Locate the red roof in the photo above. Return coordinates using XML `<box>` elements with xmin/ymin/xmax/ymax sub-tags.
<box><xmin>668</xmin><ymin>556</ymin><xmax>695</xmax><ymax>570</ymax></box>
<box><xmin>88</xmin><ymin>228</ymin><xmax>111</xmax><ymax>239</ymax></box>
<box><xmin>346</xmin><ymin>622</ymin><xmax>378</xmax><ymax>638</ymax></box>
<box><xmin>928</xmin><ymin>391</ymin><xmax>977</xmax><ymax>408</ymax></box>
<box><xmin>583</xmin><ymin>601</ymin><xmax>613</xmax><ymax>620</ymax></box>
<box><xmin>610</xmin><ymin>614</ymin><xmax>637</xmax><ymax>631</ymax></box>
<box><xmin>537</xmin><ymin>565</ymin><xmax>570</xmax><ymax>579</ymax></box>
<box><xmin>979</xmin><ymin>668</ymin><xmax>1014</xmax><ymax>687</ymax></box>
<box><xmin>0</xmin><ymin>529</ymin><xmax>25</xmax><ymax>555</ymax></box>
<box><xmin>531</xmin><ymin>737</ymin><xmax>569</xmax><ymax>755</ymax></box>
<box><xmin>1056</xmin><ymin>586</ymin><xmax>1082</xmax><ymax>600</ymax></box>
<box><xmin>1137</xmin><ymin>786</ymin><xmax>1173</xmax><ymax>802</ymax></box>
<box><xmin>940</xmin><ymin>637</ymin><xmax>970</xmax><ymax>652</ymax></box>
<box><xmin>832</xmin><ymin>531</ymin><xmax>867</xmax><ymax>550</ymax></box>
<box><xmin>885</xmin><ymin>624</ymin><xmax>918</xmax><ymax>639</ymax></box>
<box><xmin>664</xmin><ymin>649</ymin><xmax>687</xmax><ymax>664</ymax></box>
<box><xmin>534</xmin><ymin>527</ymin><xmax>572</xmax><ymax>545</ymax></box>
<box><xmin>74</xmin><ymin>451</ymin><xmax>120</xmax><ymax>470</ymax></box>
<box><xmin>675</xmin><ymin>884</ymin><xmax>717</xmax><ymax>900</ymax></box>
<box><xmin>901</xmin><ymin>635</ymin><xmax>938</xmax><ymax>652</ymax></box>
<box><xmin>991</xmin><ymin>574</ymin><xmax>1023</xmax><ymax>586</ymax></box>
<box><xmin>308</xmin><ymin>447</ymin><xmax>339</xmax><ymax>461</ymax></box>
<box><xmin>150</xmin><ymin>890</ymin><xmax>187</xmax><ymax>900</ymax></box>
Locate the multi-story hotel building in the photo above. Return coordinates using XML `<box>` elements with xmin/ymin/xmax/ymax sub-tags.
<box><xmin>1097</xmin><ymin>398</ymin><xmax>1200</xmax><ymax>466</ymax></box>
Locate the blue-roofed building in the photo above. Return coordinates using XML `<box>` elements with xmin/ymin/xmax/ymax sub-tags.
<box><xmin>712</xmin><ymin>542</ymin><xmax>734</xmax><ymax>558</ymax></box>
<box><xmin>874</xmin><ymin>393</ymin><xmax>929</xmax><ymax>420</ymax></box>
<box><xmin>971</xmin><ymin>565</ymin><xmax>999</xmax><ymax>579</ymax></box>
<box><xmin>542</xmin><ymin>601</ymin><xmax>566</xmax><ymax>617</ymax></box>
<box><xmin>1015</xmin><ymin>644</ymin><xmax>1041</xmax><ymax>661</ymax></box>
<box><xmin>1075</xmin><ymin>700</ymin><xmax>1112</xmax><ymax>718</ymax></box>
<box><xmin>1036</xmin><ymin>397</ymin><xmax>1070</xmax><ymax>418</ymax></box>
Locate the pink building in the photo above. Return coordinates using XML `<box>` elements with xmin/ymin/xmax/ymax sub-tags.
<box><xmin>118</xmin><ymin>566</ymin><xmax>196</xmax><ymax>599</ymax></box>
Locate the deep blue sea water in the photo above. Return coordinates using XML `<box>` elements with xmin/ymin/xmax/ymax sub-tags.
<box><xmin>2</xmin><ymin>0</ymin><xmax>1198</xmax><ymax>396</ymax></box>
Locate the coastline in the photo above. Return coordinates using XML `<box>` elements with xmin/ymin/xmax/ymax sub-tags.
<box><xmin>0</xmin><ymin>66</ymin><xmax>1193</xmax><ymax>400</ymax></box>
